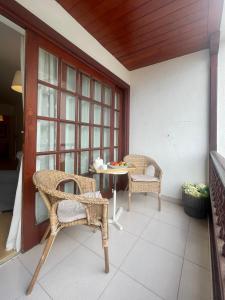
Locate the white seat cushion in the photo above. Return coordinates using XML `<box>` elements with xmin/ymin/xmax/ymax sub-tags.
<box><xmin>131</xmin><ymin>174</ymin><xmax>159</xmax><ymax>182</ymax></box>
<box><xmin>57</xmin><ymin>191</ymin><xmax>102</xmax><ymax>223</ymax></box>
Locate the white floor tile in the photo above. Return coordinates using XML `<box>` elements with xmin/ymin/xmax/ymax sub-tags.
<box><xmin>39</xmin><ymin>245</ymin><xmax>116</xmax><ymax>300</ymax></box>
<box><xmin>154</xmin><ymin>208</ymin><xmax>190</xmax><ymax>231</ymax></box>
<box><xmin>19</xmin><ymin>231</ymin><xmax>79</xmax><ymax>279</ymax></box>
<box><xmin>189</xmin><ymin>218</ymin><xmax>209</xmax><ymax>238</ymax></box>
<box><xmin>99</xmin><ymin>271</ymin><xmax>162</xmax><ymax>300</ymax></box>
<box><xmin>185</xmin><ymin>232</ymin><xmax>210</xmax><ymax>269</ymax></box>
<box><xmin>141</xmin><ymin>219</ymin><xmax>188</xmax><ymax>256</ymax></box>
<box><xmin>127</xmin><ymin>194</ymin><xmax>159</xmax><ymax>217</ymax></box>
<box><xmin>120</xmin><ymin>210</ymin><xmax>150</xmax><ymax>236</ymax></box>
<box><xmin>178</xmin><ymin>260</ymin><xmax>212</xmax><ymax>300</ymax></box>
<box><xmin>16</xmin><ymin>284</ymin><xmax>50</xmax><ymax>300</ymax></box>
<box><xmin>121</xmin><ymin>239</ymin><xmax>183</xmax><ymax>300</ymax></box>
<box><xmin>0</xmin><ymin>257</ymin><xmax>49</xmax><ymax>300</ymax></box>
<box><xmin>84</xmin><ymin>225</ymin><xmax>137</xmax><ymax>267</ymax></box>
<box><xmin>63</xmin><ymin>224</ymin><xmax>94</xmax><ymax>243</ymax></box>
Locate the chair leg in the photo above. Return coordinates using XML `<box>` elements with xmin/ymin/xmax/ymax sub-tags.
<box><xmin>104</xmin><ymin>246</ymin><xmax>109</xmax><ymax>273</ymax></box>
<box><xmin>40</xmin><ymin>224</ymin><xmax>51</xmax><ymax>244</ymax></box>
<box><xmin>158</xmin><ymin>193</ymin><xmax>161</xmax><ymax>211</ymax></box>
<box><xmin>128</xmin><ymin>192</ymin><xmax>131</xmax><ymax>211</ymax></box>
<box><xmin>26</xmin><ymin>234</ymin><xmax>56</xmax><ymax>295</ymax></box>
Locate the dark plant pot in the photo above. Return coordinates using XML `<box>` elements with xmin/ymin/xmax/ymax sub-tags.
<box><xmin>182</xmin><ymin>190</ymin><xmax>209</xmax><ymax>219</ymax></box>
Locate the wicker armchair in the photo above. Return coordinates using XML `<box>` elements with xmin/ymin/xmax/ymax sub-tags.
<box><xmin>26</xmin><ymin>170</ymin><xmax>109</xmax><ymax>295</ymax></box>
<box><xmin>124</xmin><ymin>155</ymin><xmax>162</xmax><ymax>211</ymax></box>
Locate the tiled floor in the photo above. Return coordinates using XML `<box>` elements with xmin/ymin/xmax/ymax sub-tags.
<box><xmin>0</xmin><ymin>192</ymin><xmax>211</xmax><ymax>300</ymax></box>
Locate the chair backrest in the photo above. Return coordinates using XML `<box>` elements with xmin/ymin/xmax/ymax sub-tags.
<box><xmin>124</xmin><ymin>154</ymin><xmax>162</xmax><ymax>177</ymax></box>
<box><xmin>33</xmin><ymin>170</ymin><xmax>95</xmax><ymax>211</ymax></box>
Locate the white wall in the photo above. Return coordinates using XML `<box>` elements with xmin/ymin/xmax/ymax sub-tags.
<box><xmin>15</xmin><ymin>0</ymin><xmax>130</xmax><ymax>84</ymax></box>
<box><xmin>130</xmin><ymin>50</ymin><xmax>209</xmax><ymax>200</ymax></box>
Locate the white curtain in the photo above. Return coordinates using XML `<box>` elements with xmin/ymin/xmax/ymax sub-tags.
<box><xmin>6</xmin><ymin>35</ymin><xmax>25</xmax><ymax>252</ymax></box>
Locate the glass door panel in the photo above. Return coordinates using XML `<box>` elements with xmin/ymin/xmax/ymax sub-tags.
<box><xmin>81</xmin><ymin>74</ymin><xmax>90</xmax><ymax>97</ymax></box>
<box><xmin>94</xmin><ymin>81</ymin><xmax>101</xmax><ymax>101</ymax></box>
<box><xmin>38</xmin><ymin>48</ymin><xmax>58</xmax><ymax>85</ymax></box>
<box><xmin>37</xmin><ymin>84</ymin><xmax>57</xmax><ymax>118</ymax></box>
<box><xmin>103</xmin><ymin>107</ymin><xmax>110</xmax><ymax>126</ymax></box>
<box><xmin>103</xmin><ymin>128</ymin><xmax>110</xmax><ymax>147</ymax></box>
<box><xmin>80</xmin><ymin>126</ymin><xmax>89</xmax><ymax>148</ymax></box>
<box><xmin>80</xmin><ymin>100</ymin><xmax>90</xmax><ymax>123</ymax></box>
<box><xmin>61</xmin><ymin>63</ymin><xmax>76</xmax><ymax>92</ymax></box>
<box><xmin>60</xmin><ymin>123</ymin><xmax>75</xmax><ymax>150</ymax></box>
<box><xmin>80</xmin><ymin>151</ymin><xmax>89</xmax><ymax>174</ymax></box>
<box><xmin>60</xmin><ymin>152</ymin><xmax>75</xmax><ymax>174</ymax></box>
<box><xmin>60</xmin><ymin>93</ymin><xmax>76</xmax><ymax>121</ymax></box>
<box><xmin>36</xmin><ymin>120</ymin><xmax>56</xmax><ymax>152</ymax></box>
<box><xmin>104</xmin><ymin>86</ymin><xmax>112</xmax><ymax>105</ymax></box>
<box><xmin>36</xmin><ymin>154</ymin><xmax>56</xmax><ymax>171</ymax></box>
<box><xmin>93</xmin><ymin>127</ymin><xmax>101</xmax><ymax>148</ymax></box>
<box><xmin>93</xmin><ymin>104</ymin><xmax>101</xmax><ymax>125</ymax></box>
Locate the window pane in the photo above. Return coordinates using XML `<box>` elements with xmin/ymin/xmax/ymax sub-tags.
<box><xmin>38</xmin><ymin>48</ymin><xmax>58</xmax><ymax>85</ymax></box>
<box><xmin>93</xmin><ymin>174</ymin><xmax>100</xmax><ymax>190</ymax></box>
<box><xmin>114</xmin><ymin>111</ymin><xmax>119</xmax><ymax>128</ymax></box>
<box><xmin>94</xmin><ymin>81</ymin><xmax>101</xmax><ymax>101</ymax></box>
<box><xmin>104</xmin><ymin>107</ymin><xmax>110</xmax><ymax>126</ymax></box>
<box><xmin>82</xmin><ymin>74</ymin><xmax>90</xmax><ymax>97</ymax></box>
<box><xmin>114</xmin><ymin>129</ymin><xmax>119</xmax><ymax>146</ymax></box>
<box><xmin>93</xmin><ymin>127</ymin><xmax>101</xmax><ymax>148</ymax></box>
<box><xmin>60</xmin><ymin>93</ymin><xmax>76</xmax><ymax>121</ymax></box>
<box><xmin>104</xmin><ymin>128</ymin><xmax>110</xmax><ymax>147</ymax></box>
<box><xmin>37</xmin><ymin>120</ymin><xmax>56</xmax><ymax>152</ymax></box>
<box><xmin>60</xmin><ymin>152</ymin><xmax>75</xmax><ymax>174</ymax></box>
<box><xmin>37</xmin><ymin>84</ymin><xmax>57</xmax><ymax>118</ymax></box>
<box><xmin>81</xmin><ymin>126</ymin><xmax>89</xmax><ymax>148</ymax></box>
<box><xmin>62</xmin><ymin>63</ymin><xmax>76</xmax><ymax>92</ymax></box>
<box><xmin>114</xmin><ymin>148</ymin><xmax>118</xmax><ymax>161</ymax></box>
<box><xmin>81</xmin><ymin>100</ymin><xmax>90</xmax><ymax>123</ymax></box>
<box><xmin>103</xmin><ymin>149</ymin><xmax>110</xmax><ymax>164</ymax></box>
<box><xmin>80</xmin><ymin>151</ymin><xmax>89</xmax><ymax>174</ymax></box>
<box><xmin>60</xmin><ymin>123</ymin><xmax>75</xmax><ymax>150</ymax></box>
<box><xmin>64</xmin><ymin>181</ymin><xmax>74</xmax><ymax>193</ymax></box>
<box><xmin>104</xmin><ymin>86</ymin><xmax>112</xmax><ymax>105</ymax></box>
<box><xmin>93</xmin><ymin>150</ymin><xmax>100</xmax><ymax>161</ymax></box>
<box><xmin>36</xmin><ymin>154</ymin><xmax>56</xmax><ymax>171</ymax></box>
<box><xmin>115</xmin><ymin>92</ymin><xmax>120</xmax><ymax>110</ymax></box>
<box><xmin>35</xmin><ymin>192</ymin><xmax>48</xmax><ymax>224</ymax></box>
<box><xmin>103</xmin><ymin>174</ymin><xmax>109</xmax><ymax>190</ymax></box>
<box><xmin>93</xmin><ymin>104</ymin><xmax>101</xmax><ymax>125</ymax></box>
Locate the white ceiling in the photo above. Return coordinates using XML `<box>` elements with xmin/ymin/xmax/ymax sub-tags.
<box><xmin>0</xmin><ymin>20</ymin><xmax>22</xmax><ymax>102</ymax></box>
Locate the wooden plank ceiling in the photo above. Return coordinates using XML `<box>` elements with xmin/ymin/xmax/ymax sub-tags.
<box><xmin>57</xmin><ymin>0</ymin><xmax>222</xmax><ymax>70</ymax></box>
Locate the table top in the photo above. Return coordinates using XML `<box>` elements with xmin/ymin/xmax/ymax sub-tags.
<box><xmin>90</xmin><ymin>165</ymin><xmax>136</xmax><ymax>175</ymax></box>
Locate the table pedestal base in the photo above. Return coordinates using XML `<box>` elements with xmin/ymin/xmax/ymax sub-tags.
<box><xmin>109</xmin><ymin>207</ymin><xmax>123</xmax><ymax>230</ymax></box>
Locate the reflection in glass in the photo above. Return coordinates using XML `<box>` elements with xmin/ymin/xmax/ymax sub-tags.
<box><xmin>114</xmin><ymin>129</ymin><xmax>119</xmax><ymax>146</ymax></box>
<box><xmin>38</xmin><ymin>84</ymin><xmax>57</xmax><ymax>118</ymax></box>
<box><xmin>38</xmin><ymin>48</ymin><xmax>58</xmax><ymax>85</ymax></box>
<box><xmin>114</xmin><ymin>111</ymin><xmax>119</xmax><ymax>128</ymax></box>
<box><xmin>103</xmin><ymin>149</ymin><xmax>110</xmax><ymax>164</ymax></box>
<box><xmin>60</xmin><ymin>93</ymin><xmax>76</xmax><ymax>121</ymax></box>
<box><xmin>94</xmin><ymin>81</ymin><xmax>101</xmax><ymax>101</ymax></box>
<box><xmin>93</xmin><ymin>104</ymin><xmax>101</xmax><ymax>125</ymax></box>
<box><xmin>37</xmin><ymin>120</ymin><xmax>56</xmax><ymax>152</ymax></box>
<box><xmin>93</xmin><ymin>127</ymin><xmax>101</xmax><ymax>148</ymax></box>
<box><xmin>82</xmin><ymin>74</ymin><xmax>90</xmax><ymax>97</ymax></box>
<box><xmin>60</xmin><ymin>123</ymin><xmax>75</xmax><ymax>150</ymax></box>
<box><xmin>62</xmin><ymin>64</ymin><xmax>76</xmax><ymax>92</ymax></box>
<box><xmin>81</xmin><ymin>100</ymin><xmax>90</xmax><ymax>123</ymax></box>
<box><xmin>104</xmin><ymin>86</ymin><xmax>112</xmax><ymax>105</ymax></box>
<box><xmin>80</xmin><ymin>151</ymin><xmax>89</xmax><ymax>174</ymax></box>
<box><xmin>60</xmin><ymin>152</ymin><xmax>75</xmax><ymax>174</ymax></box>
<box><xmin>81</xmin><ymin>126</ymin><xmax>89</xmax><ymax>148</ymax></box>
<box><xmin>35</xmin><ymin>192</ymin><xmax>48</xmax><ymax>224</ymax></box>
<box><xmin>104</xmin><ymin>107</ymin><xmax>110</xmax><ymax>126</ymax></box>
<box><xmin>104</xmin><ymin>128</ymin><xmax>110</xmax><ymax>147</ymax></box>
<box><xmin>36</xmin><ymin>154</ymin><xmax>56</xmax><ymax>171</ymax></box>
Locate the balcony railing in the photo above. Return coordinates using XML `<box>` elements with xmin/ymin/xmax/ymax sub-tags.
<box><xmin>209</xmin><ymin>151</ymin><xmax>225</xmax><ymax>300</ymax></box>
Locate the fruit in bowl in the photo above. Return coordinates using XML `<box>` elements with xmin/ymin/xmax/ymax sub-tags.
<box><xmin>109</xmin><ymin>161</ymin><xmax>128</xmax><ymax>168</ymax></box>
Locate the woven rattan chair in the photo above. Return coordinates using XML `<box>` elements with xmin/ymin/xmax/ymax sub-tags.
<box><xmin>124</xmin><ymin>154</ymin><xmax>162</xmax><ymax>211</ymax></box>
<box><xmin>26</xmin><ymin>170</ymin><xmax>109</xmax><ymax>295</ymax></box>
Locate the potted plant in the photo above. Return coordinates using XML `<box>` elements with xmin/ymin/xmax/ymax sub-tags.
<box><xmin>182</xmin><ymin>183</ymin><xmax>209</xmax><ymax>218</ymax></box>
